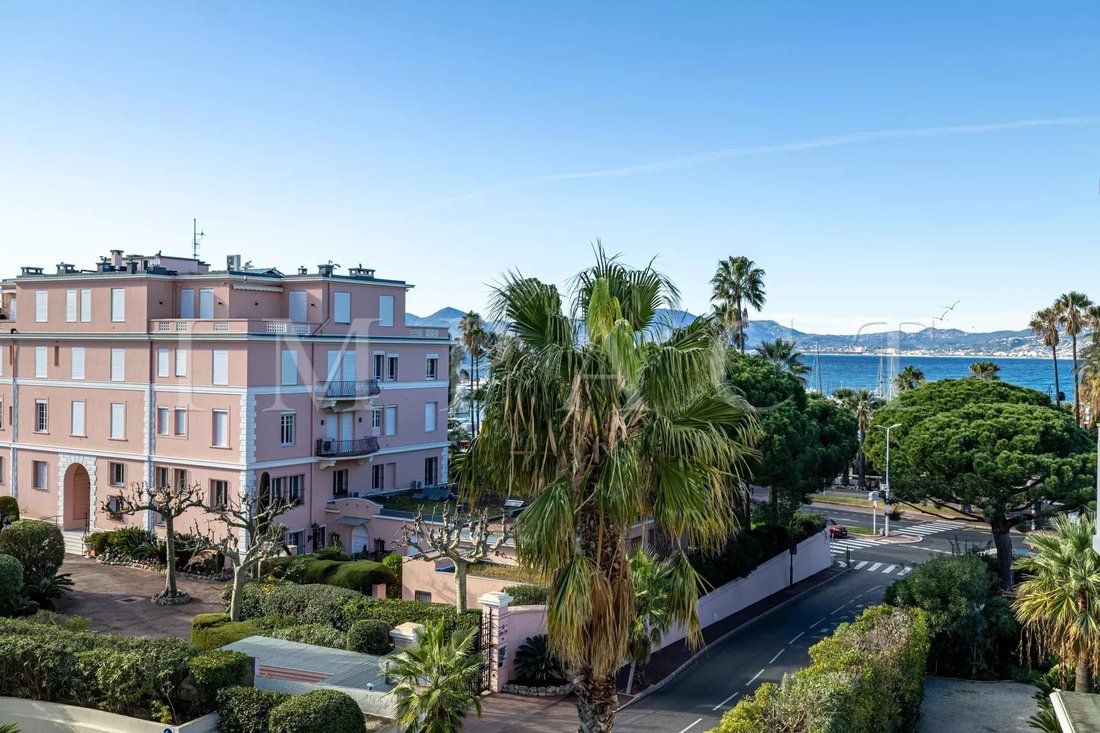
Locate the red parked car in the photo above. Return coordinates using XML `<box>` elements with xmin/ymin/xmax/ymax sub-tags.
<box><xmin>825</xmin><ymin>518</ymin><xmax>848</xmax><ymax>539</ymax></box>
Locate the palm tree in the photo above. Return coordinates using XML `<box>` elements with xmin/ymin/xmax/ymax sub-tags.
<box><xmin>1055</xmin><ymin>292</ymin><xmax>1093</xmax><ymax>426</ymax></box>
<box><xmin>458</xmin><ymin>312</ymin><xmax>484</xmax><ymax>436</ymax></box>
<box><xmin>448</xmin><ymin>341</ymin><xmax>468</xmax><ymax>409</ymax></box>
<box><xmin>465</xmin><ymin>247</ymin><xmax>759</xmax><ymax>732</ymax></box>
<box><xmin>754</xmin><ymin>338</ymin><xmax>810</xmax><ymax>382</ymax></box>
<box><xmin>834</xmin><ymin>388</ymin><xmax>881</xmax><ymax>489</ymax></box>
<box><xmin>893</xmin><ymin>365</ymin><xmax>925</xmax><ymax>393</ymax></box>
<box><xmin>1014</xmin><ymin>515</ymin><xmax>1100</xmax><ymax>693</ymax></box>
<box><xmin>387</xmin><ymin>620</ymin><xmax>484</xmax><ymax>732</ymax></box>
<box><xmin>625</xmin><ymin>549</ymin><xmax>675</xmax><ymax>694</ymax></box>
<box><xmin>710</xmin><ymin>256</ymin><xmax>766</xmax><ymax>353</ymax></box>
<box><xmin>968</xmin><ymin>361</ymin><xmax>1001</xmax><ymax>380</ymax></box>
<box><xmin>1030</xmin><ymin>307</ymin><xmax>1062</xmax><ymax>407</ymax></box>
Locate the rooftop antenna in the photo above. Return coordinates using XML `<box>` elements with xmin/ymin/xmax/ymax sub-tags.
<box><xmin>192</xmin><ymin>218</ymin><xmax>205</xmax><ymax>260</ymax></box>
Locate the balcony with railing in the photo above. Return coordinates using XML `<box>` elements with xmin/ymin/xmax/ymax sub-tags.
<box><xmin>314</xmin><ymin>379</ymin><xmax>381</xmax><ymax>411</ymax></box>
<box><xmin>149</xmin><ymin>319</ymin><xmax>312</xmax><ymax>335</ymax></box>
<box><xmin>315</xmin><ymin>436</ymin><xmax>380</xmax><ymax>466</ymax></box>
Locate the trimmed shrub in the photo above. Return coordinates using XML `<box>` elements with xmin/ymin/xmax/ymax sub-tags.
<box><xmin>188</xmin><ymin>650</ymin><xmax>251</xmax><ymax>707</ymax></box>
<box><xmin>257</xmin><ymin>583</ymin><xmax>361</xmax><ymax>630</ymax></box>
<box><xmin>513</xmin><ymin>634</ymin><xmax>564</xmax><ymax>685</ymax></box>
<box><xmin>383</xmin><ymin>552</ymin><xmax>403</xmax><ymax>599</ymax></box>
<box><xmin>299</xmin><ymin>558</ymin><xmax>342</xmax><ymax>584</ymax></box>
<box><xmin>327</xmin><ymin>560</ymin><xmax>396</xmax><ymax>594</ymax></box>
<box><xmin>216</xmin><ymin>686</ymin><xmax>290</xmax><ymax>733</ymax></box>
<box><xmin>712</xmin><ymin>605</ymin><xmax>929</xmax><ymax>733</ymax></box>
<box><xmin>0</xmin><ymin>496</ymin><xmax>19</xmax><ymax>523</ymax></box>
<box><xmin>191</xmin><ymin>615</ymin><xmax>261</xmax><ymax>651</ymax></box>
<box><xmin>267</xmin><ymin>689</ymin><xmax>364</xmax><ymax>733</ymax></box>
<box><xmin>343</xmin><ymin>593</ymin><xmax>467</xmax><ymax>631</ymax></box>
<box><xmin>24</xmin><ymin>609</ymin><xmax>89</xmax><ymax>631</ymax></box>
<box><xmin>0</xmin><ymin>519</ymin><xmax>65</xmax><ymax>582</ymax></box>
<box><xmin>268</xmin><ymin>624</ymin><xmax>347</xmax><ymax>649</ymax></box>
<box><xmin>0</xmin><ymin>554</ymin><xmax>30</xmax><ymax>616</ymax></box>
<box><xmin>503</xmin><ymin>584</ymin><xmax>549</xmax><ymax>606</ymax></box>
<box><xmin>346</xmin><ymin>619</ymin><xmax>393</xmax><ymax>655</ymax></box>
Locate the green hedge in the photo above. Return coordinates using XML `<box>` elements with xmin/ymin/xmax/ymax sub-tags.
<box><xmin>267</xmin><ymin>689</ymin><xmax>364</xmax><ymax>733</ymax></box>
<box><xmin>267</xmin><ymin>624</ymin><xmax>347</xmax><ymax>649</ymax></box>
<box><xmin>0</xmin><ymin>519</ymin><xmax>65</xmax><ymax>582</ymax></box>
<box><xmin>0</xmin><ymin>496</ymin><xmax>19</xmax><ymax>523</ymax></box>
<box><xmin>263</xmin><ymin>552</ymin><xmax>395</xmax><ymax>596</ymax></box>
<box><xmin>383</xmin><ymin>552</ymin><xmax>403</xmax><ymax>599</ymax></box>
<box><xmin>689</xmin><ymin>524</ymin><xmax>796</xmax><ymax>589</ymax></box>
<box><xmin>187</xmin><ymin>649</ymin><xmax>251</xmax><ymax>708</ymax></box>
<box><xmin>710</xmin><ymin>605</ymin><xmax>929</xmax><ymax>733</ymax></box>
<box><xmin>216</xmin><ymin>687</ymin><xmax>290</xmax><ymax>733</ymax></box>
<box><xmin>346</xmin><ymin>619</ymin><xmax>393</xmax><ymax>655</ymax></box>
<box><xmin>191</xmin><ymin>613</ymin><xmax>262</xmax><ymax>651</ymax></box>
<box><xmin>0</xmin><ymin>553</ymin><xmax>29</xmax><ymax>616</ymax></box>
<box><xmin>503</xmin><ymin>584</ymin><xmax>549</xmax><ymax>606</ymax></box>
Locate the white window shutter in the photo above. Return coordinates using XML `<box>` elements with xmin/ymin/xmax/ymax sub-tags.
<box><xmin>175</xmin><ymin>349</ymin><xmax>187</xmax><ymax>377</ymax></box>
<box><xmin>110</xmin><ymin>348</ymin><xmax>125</xmax><ymax>381</ymax></box>
<box><xmin>35</xmin><ymin>291</ymin><xmax>48</xmax><ymax>322</ymax></box>
<box><xmin>35</xmin><ymin>346</ymin><xmax>47</xmax><ymax>378</ymax></box>
<box><xmin>334</xmin><ymin>292</ymin><xmax>351</xmax><ymax>324</ymax></box>
<box><xmin>157</xmin><ymin>348</ymin><xmax>169</xmax><ymax>377</ymax></box>
<box><xmin>379</xmin><ymin>295</ymin><xmax>394</xmax><ymax>327</ymax></box>
<box><xmin>71</xmin><ymin>347</ymin><xmax>85</xmax><ymax>380</ymax></box>
<box><xmin>180</xmin><ymin>289</ymin><xmax>195</xmax><ymax>318</ymax></box>
<box><xmin>199</xmin><ymin>289</ymin><xmax>215</xmax><ymax>319</ymax></box>
<box><xmin>110</xmin><ymin>288</ymin><xmax>125</xmax><ymax>322</ymax></box>
<box><xmin>80</xmin><ymin>289</ymin><xmax>91</xmax><ymax>322</ymax></box>
<box><xmin>212</xmin><ymin>350</ymin><xmax>229</xmax><ymax>386</ymax></box>
<box><xmin>65</xmin><ymin>290</ymin><xmax>77</xmax><ymax>322</ymax></box>
<box><xmin>425</xmin><ymin>402</ymin><xmax>436</xmax><ymax>432</ymax></box>
<box><xmin>71</xmin><ymin>401</ymin><xmax>85</xmax><ymax>436</ymax></box>
<box><xmin>289</xmin><ymin>291</ymin><xmax>307</xmax><ymax>322</ymax></box>
<box><xmin>110</xmin><ymin>403</ymin><xmax>125</xmax><ymax>439</ymax></box>
<box><xmin>281</xmin><ymin>350</ymin><xmax>298</xmax><ymax>386</ymax></box>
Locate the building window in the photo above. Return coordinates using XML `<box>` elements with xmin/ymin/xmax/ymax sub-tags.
<box><xmin>34</xmin><ymin>290</ymin><xmax>48</xmax><ymax>322</ymax></box>
<box><xmin>334</xmin><ymin>291</ymin><xmax>351</xmax><ymax>324</ymax></box>
<box><xmin>175</xmin><ymin>348</ymin><xmax>187</xmax><ymax>377</ymax></box>
<box><xmin>285</xmin><ymin>530</ymin><xmax>305</xmax><ymax>555</ymax></box>
<box><xmin>372</xmin><ymin>464</ymin><xmax>385</xmax><ymax>490</ymax></box>
<box><xmin>0</xmin><ymin>398</ymin><xmax>4</xmax><ymax>430</ymax></box>
<box><xmin>210</xmin><ymin>479</ymin><xmax>229</xmax><ymax>508</ymax></box>
<box><xmin>71</xmin><ymin>346</ymin><xmax>85</xmax><ymax>380</ymax></box>
<box><xmin>373</xmin><ymin>353</ymin><xmax>385</xmax><ymax>380</ymax></box>
<box><xmin>386</xmin><ymin>355</ymin><xmax>398</xmax><ymax>381</ymax></box>
<box><xmin>35</xmin><ymin>346</ymin><xmax>47</xmax><ymax>378</ymax></box>
<box><xmin>157</xmin><ymin>407</ymin><xmax>169</xmax><ymax>435</ymax></box>
<box><xmin>155</xmin><ymin>466</ymin><xmax>169</xmax><ymax>489</ymax></box>
<box><xmin>0</xmin><ymin>457</ymin><xmax>4</xmax><ymax>483</ymax></box>
<box><xmin>378</xmin><ymin>295</ymin><xmax>394</xmax><ymax>327</ymax></box>
<box><xmin>424</xmin><ymin>402</ymin><xmax>437</xmax><ymax>432</ymax></box>
<box><xmin>71</xmin><ymin>401</ymin><xmax>85</xmax><ymax>437</ymax></box>
<box><xmin>426</xmin><ymin>355</ymin><xmax>439</xmax><ymax>380</ymax></box>
<box><xmin>110</xmin><ymin>348</ymin><xmax>125</xmax><ymax>382</ymax></box>
<box><xmin>384</xmin><ymin>405</ymin><xmax>396</xmax><ymax>436</ymax></box>
<box><xmin>32</xmin><ymin>460</ymin><xmax>47</xmax><ymax>489</ymax></box>
<box><xmin>80</xmin><ymin>289</ymin><xmax>91</xmax><ymax>322</ymax></box>
<box><xmin>157</xmin><ymin>348</ymin><xmax>170</xmax><ymax>378</ymax></box>
<box><xmin>273</xmin><ymin>474</ymin><xmax>303</xmax><ymax>503</ymax></box>
<box><xmin>65</xmin><ymin>290</ymin><xmax>77</xmax><ymax>322</ymax></box>
<box><xmin>35</xmin><ymin>400</ymin><xmax>48</xmax><ymax>433</ymax></box>
<box><xmin>109</xmin><ymin>462</ymin><xmax>125</xmax><ymax>486</ymax></box>
<box><xmin>212</xmin><ymin>410</ymin><xmax>229</xmax><ymax>447</ymax></box>
<box><xmin>105</xmin><ymin>495</ymin><xmax>124</xmax><ymax>519</ymax></box>
<box><xmin>280</xmin><ymin>350</ymin><xmax>298</xmax><ymax>386</ymax></box>
<box><xmin>110</xmin><ymin>288</ymin><xmax>125</xmax><ymax>322</ymax></box>
<box><xmin>414</xmin><ymin>591</ymin><xmax>432</xmax><ymax>604</ymax></box>
<box><xmin>280</xmin><ymin>412</ymin><xmax>296</xmax><ymax>446</ymax></box>
<box><xmin>425</xmin><ymin>456</ymin><xmax>439</xmax><ymax>486</ymax></box>
<box><xmin>374</xmin><ymin>538</ymin><xmax>385</xmax><ymax>553</ymax></box>
<box><xmin>110</xmin><ymin>403</ymin><xmax>125</xmax><ymax>439</ymax></box>
<box><xmin>174</xmin><ymin>408</ymin><xmax>187</xmax><ymax>436</ymax></box>
<box><xmin>332</xmin><ymin>469</ymin><xmax>349</xmax><ymax>497</ymax></box>
<box><xmin>312</xmin><ymin>525</ymin><xmax>327</xmax><ymax>550</ymax></box>
<box><xmin>212</xmin><ymin>350</ymin><xmax>229</xmax><ymax>386</ymax></box>
<box><xmin>371</xmin><ymin>408</ymin><xmax>382</xmax><ymax>430</ymax></box>
<box><xmin>199</xmin><ymin>288</ymin><xmax>215</xmax><ymax>319</ymax></box>
<box><xmin>174</xmin><ymin>468</ymin><xmax>188</xmax><ymax>491</ymax></box>
<box><xmin>179</xmin><ymin>288</ymin><xmax>194</xmax><ymax>318</ymax></box>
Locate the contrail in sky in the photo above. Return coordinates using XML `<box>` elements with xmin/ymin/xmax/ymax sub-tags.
<box><xmin>433</xmin><ymin>115</ymin><xmax>1100</xmax><ymax>205</ymax></box>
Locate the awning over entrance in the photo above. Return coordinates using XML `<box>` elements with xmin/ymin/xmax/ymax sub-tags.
<box><xmin>334</xmin><ymin>516</ymin><xmax>367</xmax><ymax>527</ymax></box>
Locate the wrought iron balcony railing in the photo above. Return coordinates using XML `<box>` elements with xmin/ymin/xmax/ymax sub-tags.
<box><xmin>315</xmin><ymin>436</ymin><xmax>381</xmax><ymax>459</ymax></box>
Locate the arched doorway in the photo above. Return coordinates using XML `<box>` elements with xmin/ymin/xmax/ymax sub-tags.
<box><xmin>63</xmin><ymin>463</ymin><xmax>91</xmax><ymax>530</ymax></box>
<box><xmin>350</xmin><ymin>525</ymin><xmax>370</xmax><ymax>556</ymax></box>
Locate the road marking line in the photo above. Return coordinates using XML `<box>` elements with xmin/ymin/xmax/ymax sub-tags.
<box><xmin>677</xmin><ymin>718</ymin><xmax>704</xmax><ymax>733</ymax></box>
<box><xmin>882</xmin><ymin>565</ymin><xmax>897</xmax><ymax>574</ymax></box>
<box><xmin>712</xmin><ymin>691</ymin><xmax>741</xmax><ymax>710</ymax></box>
<box><xmin>769</xmin><ymin>649</ymin><xmax>784</xmax><ymax>664</ymax></box>
<box><xmin>899</xmin><ymin>567</ymin><xmax>912</xmax><ymax>575</ymax></box>
<box><xmin>810</xmin><ymin>617</ymin><xmax>827</xmax><ymax>628</ymax></box>
<box><xmin>830</xmin><ymin>604</ymin><xmax>847</xmax><ymax>615</ymax></box>
<box><xmin>855</xmin><ymin>561</ymin><xmax>868</xmax><ymax>569</ymax></box>
<box><xmin>868</xmin><ymin>562</ymin><xmax>882</xmax><ymax>572</ymax></box>
<box><xmin>746</xmin><ymin>669</ymin><xmax>765</xmax><ymax>686</ymax></box>
<box><xmin>789</xmin><ymin>631</ymin><xmax>804</xmax><ymax>645</ymax></box>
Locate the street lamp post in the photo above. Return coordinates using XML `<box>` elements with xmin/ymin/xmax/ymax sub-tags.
<box><xmin>876</xmin><ymin>422</ymin><xmax>902</xmax><ymax>537</ymax></box>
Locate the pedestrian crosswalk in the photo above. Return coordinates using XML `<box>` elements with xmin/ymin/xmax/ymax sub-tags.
<box><xmin>898</xmin><ymin>521</ymin><xmax>962</xmax><ymax>536</ymax></box>
<box><xmin>835</xmin><ymin>559</ymin><xmax>913</xmax><ymax>576</ymax></box>
<box><xmin>829</xmin><ymin>536</ymin><xmax>883</xmax><ymax>555</ymax></box>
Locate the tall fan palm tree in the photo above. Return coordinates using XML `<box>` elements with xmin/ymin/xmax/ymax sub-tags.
<box><xmin>459</xmin><ymin>311</ymin><xmax>485</xmax><ymax>436</ymax></box>
<box><xmin>893</xmin><ymin>365</ymin><xmax>925</xmax><ymax>393</ymax></box>
<box><xmin>1014</xmin><ymin>515</ymin><xmax>1100</xmax><ymax>693</ymax></box>
<box><xmin>387</xmin><ymin>620</ymin><xmax>484</xmax><ymax>732</ymax></box>
<box><xmin>465</xmin><ymin>247</ymin><xmax>759</xmax><ymax>732</ymax></box>
<box><xmin>1055</xmin><ymin>292</ymin><xmax>1093</xmax><ymax>426</ymax></box>
<box><xmin>624</xmin><ymin>549</ymin><xmax>675</xmax><ymax>694</ymax></box>
<box><xmin>968</xmin><ymin>361</ymin><xmax>1001</xmax><ymax>380</ymax></box>
<box><xmin>834</xmin><ymin>388</ymin><xmax>881</xmax><ymax>489</ymax></box>
<box><xmin>754</xmin><ymin>338</ymin><xmax>810</xmax><ymax>382</ymax></box>
<box><xmin>1030</xmin><ymin>307</ymin><xmax>1062</xmax><ymax>407</ymax></box>
<box><xmin>710</xmin><ymin>256</ymin><xmax>766</xmax><ymax>353</ymax></box>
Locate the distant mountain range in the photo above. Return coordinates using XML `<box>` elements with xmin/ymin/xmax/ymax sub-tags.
<box><xmin>407</xmin><ymin>307</ymin><xmax>1049</xmax><ymax>357</ymax></box>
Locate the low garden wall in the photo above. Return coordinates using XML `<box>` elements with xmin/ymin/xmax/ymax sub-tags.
<box><xmin>0</xmin><ymin>698</ymin><xmax>218</xmax><ymax>733</ymax></box>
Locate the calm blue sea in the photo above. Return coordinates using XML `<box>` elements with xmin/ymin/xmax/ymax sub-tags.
<box><xmin>807</xmin><ymin>354</ymin><xmax>1075</xmax><ymax>402</ymax></box>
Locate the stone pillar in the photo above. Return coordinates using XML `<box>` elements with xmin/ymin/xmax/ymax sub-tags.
<box><xmin>390</xmin><ymin>622</ymin><xmax>425</xmax><ymax>650</ymax></box>
<box><xmin>478</xmin><ymin>590</ymin><xmax>513</xmax><ymax>693</ymax></box>
<box><xmin>371</xmin><ymin>582</ymin><xmax>387</xmax><ymax>598</ymax></box>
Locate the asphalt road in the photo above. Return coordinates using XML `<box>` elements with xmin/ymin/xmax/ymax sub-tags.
<box><xmin>614</xmin><ymin>505</ymin><xmax>1029</xmax><ymax>733</ymax></box>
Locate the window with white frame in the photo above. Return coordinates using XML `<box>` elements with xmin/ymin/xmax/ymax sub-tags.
<box><xmin>287</xmin><ymin>474</ymin><xmax>302</xmax><ymax>502</ymax></box>
<box><xmin>175</xmin><ymin>348</ymin><xmax>187</xmax><ymax>377</ymax></box>
<box><xmin>65</xmin><ymin>290</ymin><xmax>77</xmax><ymax>322</ymax></box>
<box><xmin>414</xmin><ymin>591</ymin><xmax>432</xmax><ymax>604</ymax></box>
<box><xmin>334</xmin><ymin>291</ymin><xmax>351</xmax><ymax>324</ymax></box>
<box><xmin>79</xmin><ymin>289</ymin><xmax>91</xmax><ymax>322</ymax></box>
<box><xmin>384</xmin><ymin>405</ymin><xmax>396</xmax><ymax>436</ymax></box>
<box><xmin>332</xmin><ymin>469</ymin><xmax>349</xmax><ymax>497</ymax></box>
<box><xmin>71</xmin><ymin>400</ymin><xmax>85</xmax><ymax>436</ymax></box>
<box><xmin>426</xmin><ymin>355</ymin><xmax>439</xmax><ymax>380</ymax></box>
<box><xmin>157</xmin><ymin>348</ymin><xmax>170</xmax><ymax>377</ymax></box>
<box><xmin>371</xmin><ymin>464</ymin><xmax>385</xmax><ymax>490</ymax></box>
<box><xmin>387</xmin><ymin>355</ymin><xmax>398</xmax><ymax>381</ymax></box>
<box><xmin>174</xmin><ymin>408</ymin><xmax>187</xmax><ymax>435</ymax></box>
<box><xmin>280</xmin><ymin>350</ymin><xmax>298</xmax><ymax>386</ymax></box>
<box><xmin>285</xmin><ymin>529</ymin><xmax>305</xmax><ymax>555</ymax></box>
<box><xmin>371</xmin><ymin>407</ymin><xmax>382</xmax><ymax>430</ymax></box>
<box><xmin>110</xmin><ymin>403</ymin><xmax>125</xmax><ymax>439</ymax></box>
<box><xmin>180</xmin><ymin>289</ymin><xmax>195</xmax><ymax>318</ymax></box>
<box><xmin>110</xmin><ymin>348</ymin><xmax>125</xmax><ymax>381</ymax></box>
<box><xmin>212</xmin><ymin>409</ymin><xmax>229</xmax><ymax>447</ymax></box>
<box><xmin>210</xmin><ymin>479</ymin><xmax>228</xmax><ymax>507</ymax></box>
<box><xmin>424</xmin><ymin>402</ymin><xmax>437</xmax><ymax>432</ymax></box>
<box><xmin>155</xmin><ymin>466</ymin><xmax>169</xmax><ymax>489</ymax></box>
<box><xmin>173</xmin><ymin>468</ymin><xmax>188</xmax><ymax>491</ymax></box>
<box><xmin>373</xmin><ymin>352</ymin><xmax>385</xmax><ymax>380</ymax></box>
<box><xmin>110</xmin><ymin>288</ymin><xmax>125</xmax><ymax>322</ymax></box>
<box><xmin>280</xmin><ymin>412</ymin><xmax>296</xmax><ymax>446</ymax></box>
<box><xmin>212</xmin><ymin>350</ymin><xmax>229</xmax><ymax>386</ymax></box>
<box><xmin>109</xmin><ymin>462</ymin><xmax>125</xmax><ymax>486</ymax></box>
<box><xmin>71</xmin><ymin>347</ymin><xmax>85</xmax><ymax>380</ymax></box>
<box><xmin>199</xmin><ymin>288</ymin><xmax>215</xmax><ymax>319</ymax></box>
<box><xmin>157</xmin><ymin>406</ymin><xmax>169</xmax><ymax>435</ymax></box>
<box><xmin>33</xmin><ymin>460</ymin><xmax>47</xmax><ymax>489</ymax></box>
<box><xmin>35</xmin><ymin>346</ymin><xmax>47</xmax><ymax>378</ymax></box>
<box><xmin>35</xmin><ymin>291</ymin><xmax>48</xmax><ymax>322</ymax></box>
<box><xmin>378</xmin><ymin>295</ymin><xmax>394</xmax><ymax>327</ymax></box>
<box><xmin>35</xmin><ymin>400</ymin><xmax>48</xmax><ymax>432</ymax></box>
<box><xmin>425</xmin><ymin>456</ymin><xmax>439</xmax><ymax>486</ymax></box>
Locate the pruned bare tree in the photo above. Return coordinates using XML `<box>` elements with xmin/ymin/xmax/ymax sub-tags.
<box><xmin>105</xmin><ymin>479</ymin><xmax>205</xmax><ymax>604</ymax></box>
<box><xmin>401</xmin><ymin>505</ymin><xmax>513</xmax><ymax>612</ymax></box>
<box><xmin>191</xmin><ymin>486</ymin><xmax>298</xmax><ymax>621</ymax></box>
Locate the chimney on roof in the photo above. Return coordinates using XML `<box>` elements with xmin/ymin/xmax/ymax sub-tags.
<box><xmin>227</xmin><ymin>254</ymin><xmax>241</xmax><ymax>271</ymax></box>
<box><xmin>56</xmin><ymin>263</ymin><xmax>76</xmax><ymax>275</ymax></box>
<box><xmin>297</xmin><ymin>266</ymin><xmax>308</xmax><ymax>275</ymax></box>
<box><xmin>110</xmin><ymin>250</ymin><xmax>123</xmax><ymax>268</ymax></box>
<box><xmin>318</xmin><ymin>263</ymin><xmax>335</xmax><ymax>277</ymax></box>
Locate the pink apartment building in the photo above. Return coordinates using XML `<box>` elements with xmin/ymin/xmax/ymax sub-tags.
<box><xmin>0</xmin><ymin>250</ymin><xmax>450</xmax><ymax>556</ymax></box>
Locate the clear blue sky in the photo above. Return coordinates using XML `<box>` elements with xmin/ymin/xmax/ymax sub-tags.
<box><xmin>2</xmin><ymin>2</ymin><xmax>1098</xmax><ymax>333</ymax></box>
